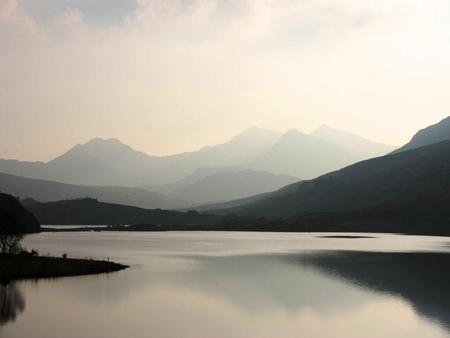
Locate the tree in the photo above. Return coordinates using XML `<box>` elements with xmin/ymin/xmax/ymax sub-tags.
<box><xmin>0</xmin><ymin>211</ymin><xmax>24</xmax><ymax>255</ymax></box>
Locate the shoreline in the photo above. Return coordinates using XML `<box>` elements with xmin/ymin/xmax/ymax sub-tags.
<box><xmin>41</xmin><ymin>225</ymin><xmax>450</xmax><ymax>237</ymax></box>
<box><xmin>0</xmin><ymin>254</ymin><xmax>128</xmax><ymax>284</ymax></box>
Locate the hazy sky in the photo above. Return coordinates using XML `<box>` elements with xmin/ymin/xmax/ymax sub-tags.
<box><xmin>1</xmin><ymin>0</ymin><xmax>450</xmax><ymax>161</ymax></box>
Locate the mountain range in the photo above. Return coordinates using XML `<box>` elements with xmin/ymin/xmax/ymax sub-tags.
<box><xmin>0</xmin><ymin>172</ymin><xmax>187</xmax><ymax>210</ymax></box>
<box><xmin>199</xmin><ymin>116</ymin><xmax>450</xmax><ymax>233</ymax></box>
<box><xmin>3</xmin><ymin>116</ymin><xmax>449</xmax><ymax>233</ymax></box>
<box><xmin>0</xmin><ymin>126</ymin><xmax>395</xmax><ymax>187</ymax></box>
<box><xmin>0</xmin><ymin>128</ymin><xmax>281</xmax><ymax>186</ymax></box>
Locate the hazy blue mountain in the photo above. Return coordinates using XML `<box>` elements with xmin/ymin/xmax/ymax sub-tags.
<box><xmin>164</xmin><ymin>170</ymin><xmax>299</xmax><ymax>205</ymax></box>
<box><xmin>0</xmin><ymin>125</ymin><xmax>397</xmax><ymax>187</ymax></box>
<box><xmin>0</xmin><ymin>172</ymin><xmax>187</xmax><ymax>210</ymax></box>
<box><xmin>0</xmin><ymin>128</ymin><xmax>282</xmax><ymax>186</ymax></box>
<box><xmin>207</xmin><ymin>140</ymin><xmax>450</xmax><ymax>227</ymax></box>
<box><xmin>144</xmin><ymin>167</ymin><xmax>239</xmax><ymax>194</ymax></box>
<box><xmin>44</xmin><ymin>138</ymin><xmax>157</xmax><ymax>186</ymax></box>
<box><xmin>0</xmin><ymin>138</ymin><xmax>155</xmax><ymax>186</ymax></box>
<box><xmin>0</xmin><ymin>160</ymin><xmax>48</xmax><ymax>183</ymax></box>
<box><xmin>146</xmin><ymin>127</ymin><xmax>282</xmax><ymax>184</ymax></box>
<box><xmin>248</xmin><ymin>129</ymin><xmax>357</xmax><ymax>179</ymax></box>
<box><xmin>312</xmin><ymin>125</ymin><xmax>396</xmax><ymax>158</ymax></box>
<box><xmin>0</xmin><ymin>193</ymin><xmax>40</xmax><ymax>233</ymax></box>
<box><xmin>394</xmin><ymin>116</ymin><xmax>450</xmax><ymax>153</ymax></box>
<box><xmin>28</xmin><ymin>198</ymin><xmax>219</xmax><ymax>226</ymax></box>
<box><xmin>192</xmin><ymin>191</ymin><xmax>271</xmax><ymax>213</ymax></box>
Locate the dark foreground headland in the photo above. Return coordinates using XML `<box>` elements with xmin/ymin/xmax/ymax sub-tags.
<box><xmin>0</xmin><ymin>254</ymin><xmax>128</xmax><ymax>284</ymax></box>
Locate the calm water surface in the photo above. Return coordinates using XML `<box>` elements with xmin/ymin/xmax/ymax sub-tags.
<box><xmin>1</xmin><ymin>231</ymin><xmax>449</xmax><ymax>338</ymax></box>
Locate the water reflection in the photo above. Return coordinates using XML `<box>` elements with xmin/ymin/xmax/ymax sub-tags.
<box><xmin>164</xmin><ymin>254</ymin><xmax>374</xmax><ymax>313</ymax></box>
<box><xmin>161</xmin><ymin>251</ymin><xmax>450</xmax><ymax>333</ymax></box>
<box><xmin>291</xmin><ymin>251</ymin><xmax>450</xmax><ymax>330</ymax></box>
<box><xmin>2</xmin><ymin>233</ymin><xmax>448</xmax><ymax>338</ymax></box>
<box><xmin>0</xmin><ymin>283</ymin><xmax>25</xmax><ymax>326</ymax></box>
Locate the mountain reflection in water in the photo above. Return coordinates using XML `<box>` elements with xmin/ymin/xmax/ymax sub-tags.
<box><xmin>2</xmin><ymin>232</ymin><xmax>449</xmax><ymax>338</ymax></box>
<box><xmin>290</xmin><ymin>251</ymin><xmax>450</xmax><ymax>330</ymax></box>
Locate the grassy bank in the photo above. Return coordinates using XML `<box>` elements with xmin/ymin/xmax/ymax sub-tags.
<box><xmin>0</xmin><ymin>254</ymin><xmax>128</xmax><ymax>283</ymax></box>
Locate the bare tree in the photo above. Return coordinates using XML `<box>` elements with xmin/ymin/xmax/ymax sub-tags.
<box><xmin>0</xmin><ymin>212</ymin><xmax>24</xmax><ymax>255</ymax></box>
<box><xmin>0</xmin><ymin>233</ymin><xmax>23</xmax><ymax>254</ymax></box>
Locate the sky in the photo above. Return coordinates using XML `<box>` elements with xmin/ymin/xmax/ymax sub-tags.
<box><xmin>1</xmin><ymin>0</ymin><xmax>450</xmax><ymax>161</ymax></box>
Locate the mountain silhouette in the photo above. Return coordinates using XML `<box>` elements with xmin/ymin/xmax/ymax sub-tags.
<box><xmin>394</xmin><ymin>116</ymin><xmax>450</xmax><ymax>153</ymax></box>
<box><xmin>28</xmin><ymin>198</ymin><xmax>219</xmax><ymax>226</ymax></box>
<box><xmin>0</xmin><ymin>172</ymin><xmax>187</xmax><ymax>210</ymax></box>
<box><xmin>0</xmin><ymin>193</ymin><xmax>40</xmax><ymax>233</ymax></box>
<box><xmin>163</xmin><ymin>170</ymin><xmax>299</xmax><ymax>205</ymax></box>
<box><xmin>248</xmin><ymin>129</ymin><xmax>358</xmax><ymax>179</ymax></box>
<box><xmin>206</xmin><ymin>139</ymin><xmax>450</xmax><ymax>231</ymax></box>
<box><xmin>312</xmin><ymin>125</ymin><xmax>395</xmax><ymax>159</ymax></box>
<box><xmin>0</xmin><ymin>126</ymin><xmax>396</xmax><ymax>187</ymax></box>
<box><xmin>0</xmin><ymin>128</ymin><xmax>281</xmax><ymax>186</ymax></box>
<box><xmin>144</xmin><ymin>167</ymin><xmax>238</xmax><ymax>194</ymax></box>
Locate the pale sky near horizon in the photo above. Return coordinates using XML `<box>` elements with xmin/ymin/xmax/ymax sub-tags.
<box><xmin>1</xmin><ymin>0</ymin><xmax>450</xmax><ymax>161</ymax></box>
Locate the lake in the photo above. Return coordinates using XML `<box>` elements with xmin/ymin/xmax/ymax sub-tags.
<box><xmin>1</xmin><ymin>231</ymin><xmax>449</xmax><ymax>338</ymax></box>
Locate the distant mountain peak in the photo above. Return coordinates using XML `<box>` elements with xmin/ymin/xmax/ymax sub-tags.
<box><xmin>233</xmin><ymin>126</ymin><xmax>281</xmax><ymax>140</ymax></box>
<box><xmin>311</xmin><ymin>125</ymin><xmax>396</xmax><ymax>157</ymax></box>
<box><xmin>280</xmin><ymin>129</ymin><xmax>307</xmax><ymax>140</ymax></box>
<box><xmin>67</xmin><ymin>137</ymin><xmax>130</xmax><ymax>152</ymax></box>
<box><xmin>285</xmin><ymin>128</ymin><xmax>302</xmax><ymax>134</ymax></box>
<box><xmin>83</xmin><ymin>137</ymin><xmax>129</xmax><ymax>148</ymax></box>
<box><xmin>47</xmin><ymin>136</ymin><xmax>151</xmax><ymax>171</ymax></box>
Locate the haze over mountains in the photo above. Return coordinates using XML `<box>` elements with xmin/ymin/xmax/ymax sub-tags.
<box><xmin>3</xmin><ymin>116</ymin><xmax>449</xmax><ymax>233</ymax></box>
<box><xmin>0</xmin><ymin>125</ymin><xmax>398</xmax><ymax>207</ymax></box>
<box><xmin>0</xmin><ymin>126</ymin><xmax>395</xmax><ymax>186</ymax></box>
<box><xmin>0</xmin><ymin>172</ymin><xmax>187</xmax><ymax>210</ymax></box>
<box><xmin>200</xmin><ymin>116</ymin><xmax>450</xmax><ymax>232</ymax></box>
<box><xmin>151</xmin><ymin>170</ymin><xmax>299</xmax><ymax>205</ymax></box>
<box><xmin>214</xmin><ymin>140</ymin><xmax>450</xmax><ymax>218</ymax></box>
<box><xmin>249</xmin><ymin>129</ymin><xmax>358</xmax><ymax>178</ymax></box>
<box><xmin>311</xmin><ymin>125</ymin><xmax>395</xmax><ymax>159</ymax></box>
<box><xmin>0</xmin><ymin>128</ymin><xmax>281</xmax><ymax>187</ymax></box>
